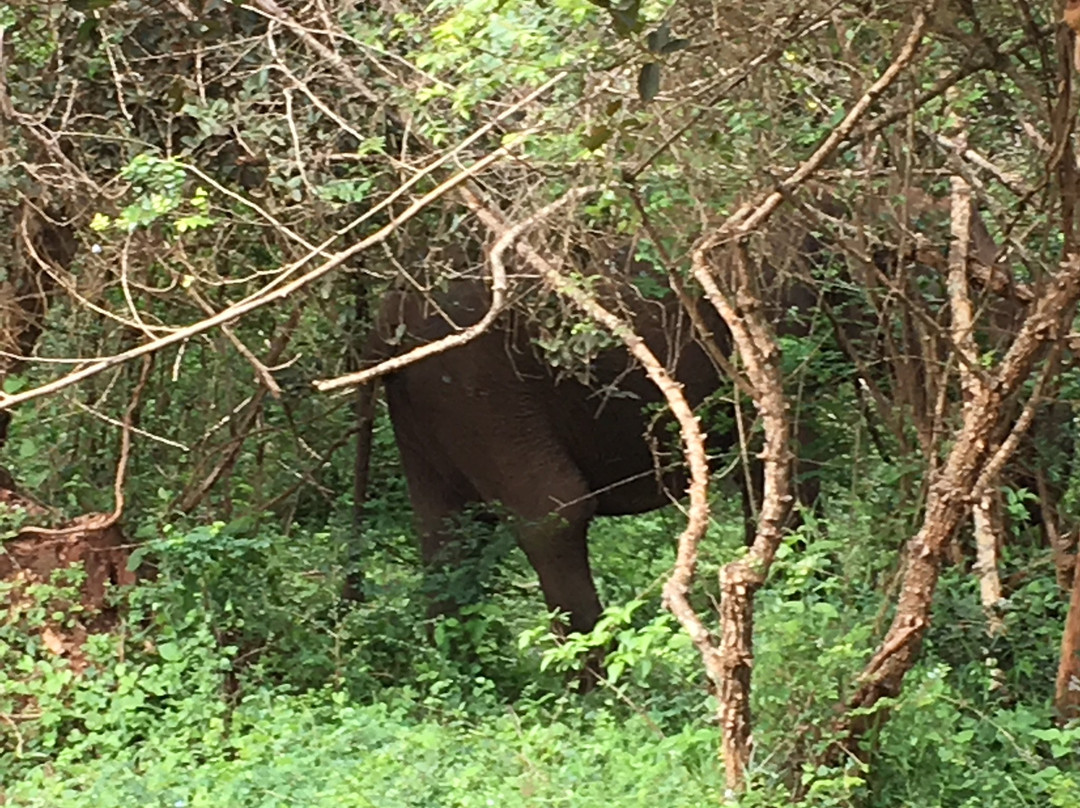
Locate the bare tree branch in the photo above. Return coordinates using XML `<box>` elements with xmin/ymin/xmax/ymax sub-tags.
<box><xmin>18</xmin><ymin>355</ymin><xmax>152</xmax><ymax>536</ymax></box>
<box><xmin>676</xmin><ymin>6</ymin><xmax>930</xmax><ymax>790</ymax></box>
<box><xmin>839</xmin><ymin>254</ymin><xmax>1080</xmax><ymax>751</ymax></box>
<box><xmin>314</xmin><ymin>187</ymin><xmax>600</xmax><ymax>392</ymax></box>
<box><xmin>0</xmin><ymin>144</ymin><xmax>519</xmax><ymax>412</ymax></box>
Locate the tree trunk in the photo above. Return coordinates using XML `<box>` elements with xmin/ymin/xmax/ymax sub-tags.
<box><xmin>1055</xmin><ymin>550</ymin><xmax>1080</xmax><ymax>719</ymax></box>
<box><xmin>837</xmin><ymin>256</ymin><xmax>1080</xmax><ymax>751</ymax></box>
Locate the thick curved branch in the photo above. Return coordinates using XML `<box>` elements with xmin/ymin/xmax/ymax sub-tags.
<box><xmin>838</xmin><ymin>255</ymin><xmax>1080</xmax><ymax>750</ymax></box>
<box><xmin>682</xmin><ymin>7</ymin><xmax>930</xmax><ymax>789</ymax></box>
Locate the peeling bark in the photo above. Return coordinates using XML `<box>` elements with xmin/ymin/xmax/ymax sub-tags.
<box><xmin>972</xmin><ymin>490</ymin><xmax>1004</xmax><ymax>635</ymax></box>
<box><xmin>692</xmin><ymin>242</ymin><xmax>793</xmax><ymax>789</ymax></box>
<box><xmin>1055</xmin><ymin>550</ymin><xmax>1080</xmax><ymax>719</ymax></box>
<box><xmin>674</xmin><ymin>8</ymin><xmax>931</xmax><ymax>789</ymax></box>
<box><xmin>948</xmin><ymin>173</ymin><xmax>1004</xmax><ymax>635</ymax></box>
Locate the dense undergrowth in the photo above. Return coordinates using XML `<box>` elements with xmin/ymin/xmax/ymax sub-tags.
<box><xmin>2</xmin><ymin>410</ymin><xmax>1078</xmax><ymax>807</ymax></box>
<box><xmin>1</xmin><ymin>332</ymin><xmax>1077</xmax><ymax>806</ymax></box>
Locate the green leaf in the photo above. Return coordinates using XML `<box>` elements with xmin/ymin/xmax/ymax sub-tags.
<box><xmin>606</xmin><ymin>658</ymin><xmax>625</xmax><ymax>683</ymax></box>
<box><xmin>953</xmin><ymin>728</ymin><xmax>975</xmax><ymax>744</ymax></box>
<box><xmin>67</xmin><ymin>0</ymin><xmax>117</xmax><ymax>10</ymax></box>
<box><xmin>3</xmin><ymin>375</ymin><xmax>26</xmax><ymax>393</ymax></box>
<box><xmin>125</xmin><ymin>546</ymin><xmax>148</xmax><ymax>573</ymax></box>
<box><xmin>157</xmin><ymin>642</ymin><xmax>182</xmax><ymax>662</ymax></box>
<box><xmin>175</xmin><ymin>214</ymin><xmax>215</xmax><ymax>233</ymax></box>
<box><xmin>638</xmin><ymin>63</ymin><xmax>661</xmax><ymax>102</ymax></box>
<box><xmin>646</xmin><ymin>23</ymin><xmax>670</xmax><ymax>54</ymax></box>
<box><xmin>76</xmin><ymin>17</ymin><xmax>100</xmax><ymax>43</ymax></box>
<box><xmin>812</xmin><ymin>601</ymin><xmax>840</xmax><ymax>619</ymax></box>
<box><xmin>609</xmin><ymin>0</ymin><xmax>642</xmax><ymax>37</ymax></box>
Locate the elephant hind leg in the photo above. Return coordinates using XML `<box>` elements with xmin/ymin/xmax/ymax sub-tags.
<box><xmin>515</xmin><ymin>509</ymin><xmax>603</xmax><ymax>637</ymax></box>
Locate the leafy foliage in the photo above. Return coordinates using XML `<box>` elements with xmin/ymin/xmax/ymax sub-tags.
<box><xmin>3</xmin><ymin>478</ymin><xmax>1078</xmax><ymax>805</ymax></box>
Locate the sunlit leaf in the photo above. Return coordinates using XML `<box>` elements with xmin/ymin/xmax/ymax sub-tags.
<box><xmin>582</xmin><ymin>126</ymin><xmax>613</xmax><ymax>150</ymax></box>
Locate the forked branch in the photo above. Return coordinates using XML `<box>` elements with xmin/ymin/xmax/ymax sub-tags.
<box><xmin>674</xmin><ymin>4</ymin><xmax>930</xmax><ymax>791</ymax></box>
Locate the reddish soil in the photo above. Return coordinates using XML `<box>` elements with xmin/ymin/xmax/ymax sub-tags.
<box><xmin>1</xmin><ymin>481</ymin><xmax>135</xmax><ymax>672</ymax></box>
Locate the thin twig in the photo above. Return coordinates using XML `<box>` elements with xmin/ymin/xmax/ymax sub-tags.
<box><xmin>186</xmin><ymin>286</ymin><xmax>282</xmax><ymax>397</ymax></box>
<box><xmin>19</xmin><ymin>356</ymin><xmax>153</xmax><ymax>536</ymax></box>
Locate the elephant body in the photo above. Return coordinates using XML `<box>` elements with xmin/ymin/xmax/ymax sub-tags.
<box><xmin>368</xmin><ymin>270</ymin><xmax>741</xmax><ymax>634</ymax></box>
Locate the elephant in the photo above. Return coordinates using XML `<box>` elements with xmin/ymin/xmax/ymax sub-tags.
<box><xmin>360</xmin><ymin>246</ymin><xmax>822</xmax><ymax>637</ymax></box>
<box><xmin>351</xmin><ymin>195</ymin><xmax>1068</xmax><ymax>655</ymax></box>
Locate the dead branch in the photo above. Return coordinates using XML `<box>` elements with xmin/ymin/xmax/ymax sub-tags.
<box><xmin>1055</xmin><ymin>550</ymin><xmax>1080</xmax><ymax>718</ymax></box>
<box><xmin>949</xmin><ymin>170</ymin><xmax>1003</xmax><ymax>632</ymax></box>
<box><xmin>949</xmin><ymin>175</ymin><xmax>981</xmax><ymax>402</ymax></box>
<box><xmin>628</xmin><ymin>10</ymin><xmax>840</xmax><ymax>180</ymax></box>
<box><xmin>676</xmin><ymin>5</ymin><xmax>930</xmax><ymax>791</ymax></box>
<box><xmin>19</xmin><ymin>213</ymin><xmax>175</xmax><ymax>336</ymax></box>
<box><xmin>973</xmin><ymin>370</ymin><xmax>1054</xmax><ymax>500</ymax></box>
<box><xmin>3</xmin><ymin>48</ymin><xmax>564</xmax><ymax>413</ymax></box>
<box><xmin>449</xmin><ymin>188</ymin><xmax>718</xmax><ymax>695</ymax></box>
<box><xmin>693</xmin><ymin>241</ymin><xmax>793</xmax><ymax>792</ymax></box>
<box><xmin>186</xmin><ymin>286</ymin><xmax>282</xmax><ymax>397</ymax></box>
<box><xmin>537</xmin><ymin>249</ymin><xmax>715</xmax><ymax>663</ymax></box>
<box><xmin>928</xmin><ymin>130</ymin><xmax>1030</xmax><ymax>195</ymax></box>
<box><xmin>723</xmin><ymin>7</ymin><xmax>930</xmax><ymax>237</ymax></box>
<box><xmin>624</xmin><ymin>185</ymin><xmax>755</xmax><ymax>401</ymax></box>
<box><xmin>246</xmin><ymin>0</ymin><xmax>382</xmax><ymax>105</ymax></box>
<box><xmin>72</xmin><ymin>399</ymin><xmax>189</xmax><ymax>451</ymax></box>
<box><xmin>177</xmin><ymin>305</ymin><xmax>302</xmax><ymax>513</ymax></box>
<box><xmin>972</xmin><ymin>490</ymin><xmax>1005</xmax><ymax>635</ymax></box>
<box><xmin>18</xmin><ymin>355</ymin><xmax>153</xmax><ymax>536</ymax></box>
<box><xmin>838</xmin><ymin>254</ymin><xmax>1080</xmax><ymax>752</ymax></box>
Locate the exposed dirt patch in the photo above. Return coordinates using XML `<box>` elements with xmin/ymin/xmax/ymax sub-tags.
<box><xmin>1</xmin><ymin>483</ymin><xmax>135</xmax><ymax>673</ymax></box>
